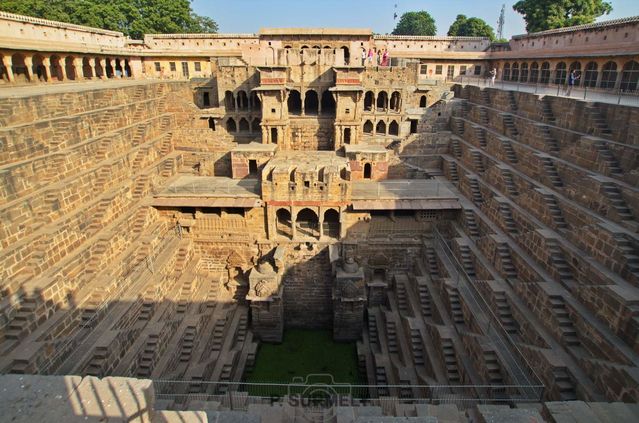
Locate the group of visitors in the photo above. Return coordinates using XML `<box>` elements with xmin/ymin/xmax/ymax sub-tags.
<box><xmin>362</xmin><ymin>48</ymin><xmax>390</xmax><ymax>67</ymax></box>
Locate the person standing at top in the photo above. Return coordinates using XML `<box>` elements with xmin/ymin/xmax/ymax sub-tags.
<box><xmin>367</xmin><ymin>48</ymin><xmax>374</xmax><ymax>65</ymax></box>
<box><xmin>490</xmin><ymin>68</ymin><xmax>497</xmax><ymax>86</ymax></box>
<box><xmin>361</xmin><ymin>49</ymin><xmax>366</xmax><ymax>66</ymax></box>
<box><xmin>566</xmin><ymin>70</ymin><xmax>580</xmax><ymax>96</ymax></box>
<box><xmin>382</xmin><ymin>49</ymin><xmax>389</xmax><ymax>66</ymax></box>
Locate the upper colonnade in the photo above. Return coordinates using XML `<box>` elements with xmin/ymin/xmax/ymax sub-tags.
<box><xmin>0</xmin><ymin>9</ymin><xmax>637</xmax><ymax>90</ymax></box>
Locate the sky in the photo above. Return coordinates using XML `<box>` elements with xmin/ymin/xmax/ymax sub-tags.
<box><xmin>192</xmin><ymin>0</ymin><xmax>638</xmax><ymax>38</ymax></box>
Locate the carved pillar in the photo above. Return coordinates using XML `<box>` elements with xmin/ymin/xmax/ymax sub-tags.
<box><xmin>291</xmin><ymin>206</ymin><xmax>297</xmax><ymax>240</ymax></box>
<box><xmin>89</xmin><ymin>58</ymin><xmax>97</xmax><ymax>79</ymax></box>
<box><xmin>59</xmin><ymin>59</ymin><xmax>67</xmax><ymax>81</ymax></box>
<box><xmin>108</xmin><ymin>58</ymin><xmax>116</xmax><ymax>78</ymax></box>
<box><xmin>333</xmin><ymin>258</ymin><xmax>366</xmax><ymax>342</ymax></box>
<box><xmin>99</xmin><ymin>58</ymin><xmax>107</xmax><ymax>79</ymax></box>
<box><xmin>3</xmin><ymin>55</ymin><xmax>15</xmax><ymax>83</ymax></box>
<box><xmin>73</xmin><ymin>58</ymin><xmax>82</xmax><ymax>80</ymax></box>
<box><xmin>614</xmin><ymin>64</ymin><xmax>623</xmax><ymax>90</ymax></box>
<box><xmin>318</xmin><ymin>208</ymin><xmax>324</xmax><ymax>239</ymax></box>
<box><xmin>42</xmin><ymin>56</ymin><xmax>51</xmax><ymax>82</ymax></box>
<box><xmin>24</xmin><ymin>55</ymin><xmax>34</xmax><ymax>82</ymax></box>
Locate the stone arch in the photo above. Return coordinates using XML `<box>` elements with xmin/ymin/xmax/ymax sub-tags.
<box><xmin>65</xmin><ymin>56</ymin><xmax>77</xmax><ymax>80</ymax></box>
<box><xmin>296</xmin><ymin>208</ymin><xmax>319</xmax><ymax>238</ymax></box>
<box><xmin>511</xmin><ymin>62</ymin><xmax>519</xmax><ymax>81</ymax></box>
<box><xmin>568</xmin><ymin>61</ymin><xmax>581</xmax><ymax>86</ymax></box>
<box><xmin>94</xmin><ymin>58</ymin><xmax>105</xmax><ymax>79</ymax></box>
<box><xmin>390</xmin><ymin>91</ymin><xmax>401</xmax><ymax>112</ymax></box>
<box><xmin>376</xmin><ymin>120</ymin><xmax>386</xmax><ymax>134</ymax></box>
<box><xmin>323</xmin><ymin>209</ymin><xmax>340</xmax><ymax>238</ymax></box>
<box><xmin>620</xmin><ymin>60</ymin><xmax>639</xmax><ymax>92</ymax></box>
<box><xmin>341</xmin><ymin>46</ymin><xmax>350</xmax><ymax>65</ymax></box>
<box><xmin>239</xmin><ymin>117</ymin><xmax>250</xmax><ymax>132</ymax></box>
<box><xmin>363</xmin><ymin>163</ymin><xmax>372</xmax><ymax>179</ymax></box>
<box><xmin>540</xmin><ymin>62</ymin><xmax>551</xmax><ymax>84</ymax></box>
<box><xmin>50</xmin><ymin>55</ymin><xmax>63</xmax><ymax>81</ymax></box>
<box><xmin>503</xmin><ymin>62</ymin><xmax>511</xmax><ymax>81</ymax></box>
<box><xmin>304</xmin><ymin>90</ymin><xmax>319</xmax><ymax>115</ymax></box>
<box><xmin>105</xmin><ymin>58</ymin><xmax>114</xmax><ymax>78</ymax></box>
<box><xmin>124</xmin><ymin>59</ymin><xmax>132</xmax><ymax>77</ymax></box>
<box><xmin>237</xmin><ymin>90</ymin><xmax>249</xmax><ymax>110</ymax></box>
<box><xmin>363</xmin><ymin>120</ymin><xmax>373</xmax><ymax>134</ymax></box>
<box><xmin>226</xmin><ymin>117</ymin><xmax>237</xmax><ymax>132</ymax></box>
<box><xmin>343</xmin><ymin>127</ymin><xmax>352</xmax><ymax>144</ymax></box>
<box><xmin>225</xmin><ymin>91</ymin><xmax>235</xmax><ymax>111</ymax></box>
<box><xmin>388</xmin><ymin>120</ymin><xmax>399</xmax><ymax>136</ymax></box>
<box><xmin>114</xmin><ymin>58</ymin><xmax>123</xmax><ymax>77</ymax></box>
<box><xmin>600</xmin><ymin>61</ymin><xmax>618</xmax><ymax>89</ymax></box>
<box><xmin>289</xmin><ymin>167</ymin><xmax>296</xmax><ymax>182</ymax></box>
<box><xmin>364</xmin><ymin>91</ymin><xmax>374</xmax><ymax>111</ymax></box>
<box><xmin>376</xmin><ymin>91</ymin><xmax>388</xmax><ymax>111</ymax></box>
<box><xmin>584</xmin><ymin>61</ymin><xmax>598</xmax><ymax>87</ymax></box>
<box><xmin>11</xmin><ymin>53</ymin><xmax>29</xmax><ymax>82</ymax></box>
<box><xmin>520</xmin><ymin>63</ymin><xmax>529</xmax><ymax>82</ymax></box>
<box><xmin>82</xmin><ymin>57</ymin><xmax>93</xmax><ymax>79</ymax></box>
<box><xmin>321</xmin><ymin>90</ymin><xmax>335</xmax><ymax>115</ymax></box>
<box><xmin>32</xmin><ymin>54</ymin><xmax>47</xmax><ymax>81</ymax></box>
<box><xmin>288</xmin><ymin>90</ymin><xmax>302</xmax><ymax>115</ymax></box>
<box><xmin>419</xmin><ymin>95</ymin><xmax>427</xmax><ymax>107</ymax></box>
<box><xmin>252</xmin><ymin>117</ymin><xmax>261</xmax><ymax>132</ymax></box>
<box><xmin>276</xmin><ymin>208</ymin><xmax>292</xmax><ymax>238</ymax></box>
<box><xmin>529</xmin><ymin>62</ymin><xmax>539</xmax><ymax>83</ymax></box>
<box><xmin>553</xmin><ymin>62</ymin><xmax>567</xmax><ymax>85</ymax></box>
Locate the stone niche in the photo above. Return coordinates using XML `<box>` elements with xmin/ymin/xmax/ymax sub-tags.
<box><xmin>246</xmin><ymin>259</ymin><xmax>284</xmax><ymax>343</ymax></box>
<box><xmin>333</xmin><ymin>257</ymin><xmax>367</xmax><ymax>342</ymax></box>
<box><xmin>344</xmin><ymin>145</ymin><xmax>389</xmax><ymax>181</ymax></box>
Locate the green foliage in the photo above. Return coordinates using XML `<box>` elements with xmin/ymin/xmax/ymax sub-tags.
<box><xmin>0</xmin><ymin>0</ymin><xmax>218</xmax><ymax>38</ymax></box>
<box><xmin>447</xmin><ymin>14</ymin><xmax>496</xmax><ymax>40</ymax></box>
<box><xmin>513</xmin><ymin>0</ymin><xmax>612</xmax><ymax>33</ymax></box>
<box><xmin>392</xmin><ymin>11</ymin><xmax>437</xmax><ymax>36</ymax></box>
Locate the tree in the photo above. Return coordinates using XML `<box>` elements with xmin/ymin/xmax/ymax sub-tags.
<box><xmin>0</xmin><ymin>0</ymin><xmax>218</xmax><ymax>38</ymax></box>
<box><xmin>447</xmin><ymin>15</ymin><xmax>496</xmax><ymax>40</ymax></box>
<box><xmin>513</xmin><ymin>0</ymin><xmax>612</xmax><ymax>33</ymax></box>
<box><xmin>392</xmin><ymin>11</ymin><xmax>436</xmax><ymax>36</ymax></box>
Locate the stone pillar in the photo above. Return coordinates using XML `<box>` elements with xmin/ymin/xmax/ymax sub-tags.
<box><xmin>89</xmin><ymin>58</ymin><xmax>97</xmax><ymax>79</ymax></box>
<box><xmin>108</xmin><ymin>58</ymin><xmax>116</xmax><ymax>78</ymax></box>
<box><xmin>59</xmin><ymin>60</ymin><xmax>67</xmax><ymax>81</ymax></box>
<box><xmin>291</xmin><ymin>206</ymin><xmax>297</xmax><ymax>240</ymax></box>
<box><xmin>72</xmin><ymin>58</ymin><xmax>81</xmax><ymax>80</ymax></box>
<box><xmin>318</xmin><ymin>91</ymin><xmax>322</xmax><ymax>115</ymax></box>
<box><xmin>614</xmin><ymin>65</ymin><xmax>623</xmax><ymax>90</ymax></box>
<box><xmin>318</xmin><ymin>209</ymin><xmax>324</xmax><ymax>239</ymax></box>
<box><xmin>333</xmin><ymin>258</ymin><xmax>366</xmax><ymax>342</ymax></box>
<box><xmin>595</xmin><ymin>68</ymin><xmax>603</xmax><ymax>88</ymax></box>
<box><xmin>234</xmin><ymin>93</ymin><xmax>239</xmax><ymax>110</ymax></box>
<box><xmin>42</xmin><ymin>56</ymin><xmax>51</xmax><ymax>82</ymax></box>
<box><xmin>247</xmin><ymin>261</ymin><xmax>284</xmax><ymax>343</ymax></box>
<box><xmin>24</xmin><ymin>55</ymin><xmax>34</xmax><ymax>82</ymax></box>
<box><xmin>99</xmin><ymin>58</ymin><xmax>107</xmax><ymax>79</ymax></box>
<box><xmin>2</xmin><ymin>55</ymin><xmax>14</xmax><ymax>82</ymax></box>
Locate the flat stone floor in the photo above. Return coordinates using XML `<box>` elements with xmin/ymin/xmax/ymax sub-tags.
<box><xmin>458</xmin><ymin>77</ymin><xmax>639</xmax><ymax>107</ymax></box>
<box><xmin>158</xmin><ymin>176</ymin><xmax>261</xmax><ymax>198</ymax></box>
<box><xmin>0</xmin><ymin>78</ymin><xmax>173</xmax><ymax>98</ymax></box>
<box><xmin>352</xmin><ymin>179</ymin><xmax>458</xmax><ymax>200</ymax></box>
